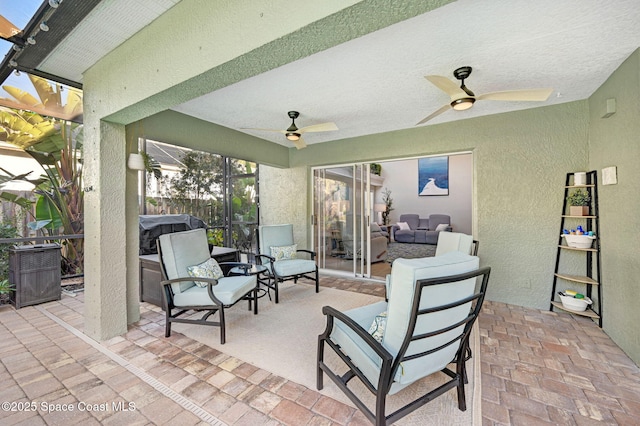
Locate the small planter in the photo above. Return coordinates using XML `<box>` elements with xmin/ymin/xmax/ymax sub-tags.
<box><xmin>562</xmin><ymin>234</ymin><xmax>595</xmax><ymax>249</ymax></box>
<box><xmin>569</xmin><ymin>206</ymin><xmax>589</xmax><ymax>216</ymax></box>
<box><xmin>559</xmin><ymin>294</ymin><xmax>592</xmax><ymax>312</ymax></box>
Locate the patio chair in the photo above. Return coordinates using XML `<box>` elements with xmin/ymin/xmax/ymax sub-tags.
<box><xmin>157</xmin><ymin>228</ymin><xmax>259</xmax><ymax>344</ymax></box>
<box><xmin>256</xmin><ymin>224</ymin><xmax>319</xmax><ymax>303</ymax></box>
<box><xmin>435</xmin><ymin>231</ymin><xmax>479</xmax><ymax>256</ymax></box>
<box><xmin>318</xmin><ymin>251</ymin><xmax>490</xmax><ymax>426</ymax></box>
<box><xmin>385</xmin><ymin>233</ymin><xmax>478</xmax><ymax>301</ymax></box>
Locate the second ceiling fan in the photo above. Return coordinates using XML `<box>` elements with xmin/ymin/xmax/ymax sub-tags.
<box><xmin>416</xmin><ymin>66</ymin><xmax>554</xmax><ymax>125</ymax></box>
<box><xmin>243</xmin><ymin>111</ymin><xmax>338</xmax><ymax>149</ymax></box>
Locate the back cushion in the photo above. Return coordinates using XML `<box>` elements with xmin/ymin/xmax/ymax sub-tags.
<box><xmin>159</xmin><ymin>228</ymin><xmax>211</xmax><ymax>294</ymax></box>
<box><xmin>435</xmin><ymin>232</ymin><xmax>474</xmax><ymax>256</ymax></box>
<box><xmin>399</xmin><ymin>214</ymin><xmax>419</xmax><ymax>230</ymax></box>
<box><xmin>428</xmin><ymin>214</ymin><xmax>451</xmax><ymax>230</ymax></box>
<box><xmin>259</xmin><ymin>224</ymin><xmax>294</xmax><ymax>257</ymax></box>
<box><xmin>384</xmin><ymin>252</ymin><xmax>479</xmax><ymax>384</ymax></box>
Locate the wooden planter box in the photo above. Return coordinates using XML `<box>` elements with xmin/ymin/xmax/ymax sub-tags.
<box><xmin>569</xmin><ymin>206</ymin><xmax>589</xmax><ymax>216</ymax></box>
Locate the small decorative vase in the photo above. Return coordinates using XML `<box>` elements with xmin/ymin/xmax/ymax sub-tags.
<box><xmin>574</xmin><ymin>172</ymin><xmax>586</xmax><ymax>186</ymax></box>
<box><xmin>569</xmin><ymin>206</ymin><xmax>589</xmax><ymax>216</ymax></box>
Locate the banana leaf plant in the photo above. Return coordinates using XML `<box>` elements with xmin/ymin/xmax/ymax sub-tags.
<box><xmin>0</xmin><ymin>105</ymin><xmax>84</xmax><ymax>274</ymax></box>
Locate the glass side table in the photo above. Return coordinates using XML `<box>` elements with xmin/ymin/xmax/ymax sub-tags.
<box><xmin>229</xmin><ymin>264</ymin><xmax>272</xmax><ymax>300</ymax></box>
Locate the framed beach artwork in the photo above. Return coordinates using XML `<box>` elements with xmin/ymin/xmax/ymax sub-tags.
<box><xmin>418</xmin><ymin>156</ymin><xmax>449</xmax><ymax>196</ymax></box>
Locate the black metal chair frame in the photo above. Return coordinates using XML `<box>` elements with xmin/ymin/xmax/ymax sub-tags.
<box><xmin>471</xmin><ymin>240</ymin><xmax>479</xmax><ymax>256</ymax></box>
<box><xmin>317</xmin><ymin>266</ymin><xmax>491</xmax><ymax>426</ymax></box>
<box><xmin>157</xmin><ymin>242</ymin><xmax>259</xmax><ymax>344</ymax></box>
<box><xmin>255</xmin><ymin>229</ymin><xmax>319</xmax><ymax>303</ymax></box>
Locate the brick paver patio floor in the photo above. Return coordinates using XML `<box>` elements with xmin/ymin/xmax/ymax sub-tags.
<box><xmin>0</xmin><ymin>275</ymin><xmax>638</xmax><ymax>425</ymax></box>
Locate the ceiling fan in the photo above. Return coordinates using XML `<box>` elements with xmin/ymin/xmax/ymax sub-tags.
<box><xmin>416</xmin><ymin>66</ymin><xmax>553</xmax><ymax>125</ymax></box>
<box><xmin>242</xmin><ymin>111</ymin><xmax>338</xmax><ymax>149</ymax></box>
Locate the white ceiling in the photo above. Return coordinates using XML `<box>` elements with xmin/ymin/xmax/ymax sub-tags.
<box><xmin>39</xmin><ymin>0</ymin><xmax>640</xmax><ymax>148</ymax></box>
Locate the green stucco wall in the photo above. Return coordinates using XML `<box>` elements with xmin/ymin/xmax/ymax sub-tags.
<box><xmin>268</xmin><ymin>101</ymin><xmax>590</xmax><ymax>310</ymax></box>
<box><xmin>588</xmin><ymin>49</ymin><xmax>640</xmax><ymax>365</ymax></box>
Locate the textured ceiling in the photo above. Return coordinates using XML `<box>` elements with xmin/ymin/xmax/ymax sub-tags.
<box><xmin>33</xmin><ymin>0</ymin><xmax>640</xmax><ymax>147</ymax></box>
<box><xmin>37</xmin><ymin>0</ymin><xmax>181</xmax><ymax>83</ymax></box>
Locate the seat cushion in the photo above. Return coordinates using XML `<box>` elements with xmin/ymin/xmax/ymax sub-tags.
<box><xmin>273</xmin><ymin>258</ymin><xmax>316</xmax><ymax>277</ymax></box>
<box><xmin>330</xmin><ymin>301</ymin><xmax>390</xmax><ymax>389</ymax></box>
<box><xmin>393</xmin><ymin>230</ymin><xmax>415</xmax><ymax>243</ymax></box>
<box><xmin>173</xmin><ymin>275</ymin><xmax>257</xmax><ymax>306</ymax></box>
<box><xmin>414</xmin><ymin>230</ymin><xmax>428</xmax><ymax>244</ymax></box>
<box><xmin>424</xmin><ymin>230</ymin><xmax>439</xmax><ymax>245</ymax></box>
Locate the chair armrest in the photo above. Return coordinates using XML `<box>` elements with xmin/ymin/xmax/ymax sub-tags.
<box><xmin>255</xmin><ymin>254</ymin><xmax>275</xmax><ymax>265</ymax></box>
<box><xmin>161</xmin><ymin>276</ymin><xmax>219</xmax><ymax>287</ymax></box>
<box><xmin>321</xmin><ymin>306</ymin><xmax>393</xmax><ymax>362</ymax></box>
<box><xmin>297</xmin><ymin>249</ymin><xmax>317</xmax><ymax>260</ymax></box>
<box><xmin>161</xmin><ymin>276</ymin><xmax>223</xmax><ymax>306</ymax></box>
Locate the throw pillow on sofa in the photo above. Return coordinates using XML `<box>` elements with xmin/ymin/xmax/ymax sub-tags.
<box><xmin>435</xmin><ymin>223</ymin><xmax>450</xmax><ymax>231</ymax></box>
<box><xmin>397</xmin><ymin>222</ymin><xmax>411</xmax><ymax>230</ymax></box>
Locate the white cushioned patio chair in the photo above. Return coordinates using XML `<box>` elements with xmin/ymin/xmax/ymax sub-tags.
<box><xmin>157</xmin><ymin>228</ymin><xmax>258</xmax><ymax>344</ymax></box>
<box><xmin>256</xmin><ymin>224</ymin><xmax>319</xmax><ymax>303</ymax></box>
<box><xmin>384</xmin><ymin>232</ymin><xmax>479</xmax><ymax>300</ymax></box>
<box><xmin>435</xmin><ymin>231</ymin><xmax>479</xmax><ymax>256</ymax></box>
<box><xmin>318</xmin><ymin>251</ymin><xmax>490</xmax><ymax>426</ymax></box>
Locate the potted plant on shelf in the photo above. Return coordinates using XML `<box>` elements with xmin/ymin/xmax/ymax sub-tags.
<box><xmin>567</xmin><ymin>188</ymin><xmax>591</xmax><ymax>216</ymax></box>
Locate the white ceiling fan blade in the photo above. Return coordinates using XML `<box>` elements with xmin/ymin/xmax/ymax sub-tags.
<box><xmin>298</xmin><ymin>122</ymin><xmax>338</xmax><ymax>134</ymax></box>
<box><xmin>240</xmin><ymin>127</ymin><xmax>286</xmax><ymax>134</ymax></box>
<box><xmin>292</xmin><ymin>136</ymin><xmax>307</xmax><ymax>150</ymax></box>
<box><xmin>425</xmin><ymin>75</ymin><xmax>466</xmax><ymax>97</ymax></box>
<box><xmin>416</xmin><ymin>104</ymin><xmax>451</xmax><ymax>125</ymax></box>
<box><xmin>477</xmin><ymin>88</ymin><xmax>553</xmax><ymax>102</ymax></box>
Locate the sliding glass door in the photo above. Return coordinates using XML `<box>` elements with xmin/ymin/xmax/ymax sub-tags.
<box><xmin>313</xmin><ymin>164</ymin><xmax>372</xmax><ymax>277</ymax></box>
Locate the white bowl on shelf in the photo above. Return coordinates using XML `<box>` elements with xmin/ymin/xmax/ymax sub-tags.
<box><xmin>562</xmin><ymin>234</ymin><xmax>595</xmax><ymax>248</ymax></box>
<box><xmin>559</xmin><ymin>294</ymin><xmax>592</xmax><ymax>312</ymax></box>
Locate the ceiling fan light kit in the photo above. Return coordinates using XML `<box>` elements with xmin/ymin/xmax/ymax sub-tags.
<box><xmin>242</xmin><ymin>110</ymin><xmax>338</xmax><ymax>149</ymax></box>
<box><xmin>416</xmin><ymin>65</ymin><xmax>553</xmax><ymax>125</ymax></box>
<box><xmin>286</xmin><ymin>132</ymin><xmax>300</xmax><ymax>141</ymax></box>
<box><xmin>451</xmin><ymin>97</ymin><xmax>475</xmax><ymax>110</ymax></box>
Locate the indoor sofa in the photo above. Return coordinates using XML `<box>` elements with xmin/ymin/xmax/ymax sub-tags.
<box><xmin>392</xmin><ymin>213</ymin><xmax>452</xmax><ymax>244</ymax></box>
<box><xmin>341</xmin><ymin>219</ymin><xmax>389</xmax><ymax>263</ymax></box>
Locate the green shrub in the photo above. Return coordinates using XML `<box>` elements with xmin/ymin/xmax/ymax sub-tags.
<box><xmin>0</xmin><ymin>219</ymin><xmax>18</xmax><ymax>281</ymax></box>
<box><xmin>0</xmin><ymin>279</ymin><xmax>13</xmax><ymax>294</ymax></box>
